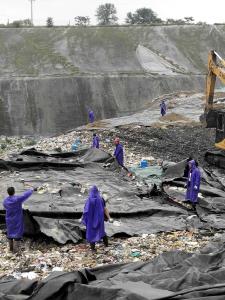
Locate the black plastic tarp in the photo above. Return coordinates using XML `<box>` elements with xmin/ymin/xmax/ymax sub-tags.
<box><xmin>2</xmin><ymin>236</ymin><xmax>225</xmax><ymax>299</ymax></box>
<box><xmin>0</xmin><ymin>148</ymin><xmax>190</xmax><ymax>244</ymax></box>
<box><xmin>162</xmin><ymin>159</ymin><xmax>225</xmax><ymax>232</ymax></box>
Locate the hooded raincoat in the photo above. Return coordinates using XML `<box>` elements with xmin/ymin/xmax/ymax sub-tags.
<box><xmin>82</xmin><ymin>186</ymin><xmax>105</xmax><ymax>243</ymax></box>
<box><xmin>3</xmin><ymin>189</ymin><xmax>33</xmax><ymax>239</ymax></box>
<box><xmin>185</xmin><ymin>160</ymin><xmax>201</xmax><ymax>203</ymax></box>
<box><xmin>88</xmin><ymin>110</ymin><xmax>95</xmax><ymax>123</ymax></box>
<box><xmin>114</xmin><ymin>143</ymin><xmax>124</xmax><ymax>166</ymax></box>
<box><xmin>92</xmin><ymin>135</ymin><xmax>100</xmax><ymax>149</ymax></box>
<box><xmin>160</xmin><ymin>100</ymin><xmax>167</xmax><ymax>116</ymax></box>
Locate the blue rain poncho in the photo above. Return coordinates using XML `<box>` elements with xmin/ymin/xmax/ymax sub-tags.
<box><xmin>160</xmin><ymin>100</ymin><xmax>167</xmax><ymax>116</ymax></box>
<box><xmin>92</xmin><ymin>135</ymin><xmax>100</xmax><ymax>148</ymax></box>
<box><xmin>185</xmin><ymin>160</ymin><xmax>201</xmax><ymax>203</ymax></box>
<box><xmin>82</xmin><ymin>186</ymin><xmax>106</xmax><ymax>243</ymax></box>
<box><xmin>3</xmin><ymin>189</ymin><xmax>33</xmax><ymax>239</ymax></box>
<box><xmin>114</xmin><ymin>143</ymin><xmax>124</xmax><ymax>166</ymax></box>
<box><xmin>88</xmin><ymin>110</ymin><xmax>95</xmax><ymax>123</ymax></box>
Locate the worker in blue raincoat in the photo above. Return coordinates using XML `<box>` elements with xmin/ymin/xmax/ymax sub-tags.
<box><xmin>185</xmin><ymin>160</ymin><xmax>201</xmax><ymax>208</ymax></box>
<box><xmin>88</xmin><ymin>110</ymin><xmax>95</xmax><ymax>123</ymax></box>
<box><xmin>114</xmin><ymin>137</ymin><xmax>124</xmax><ymax>166</ymax></box>
<box><xmin>82</xmin><ymin>186</ymin><xmax>108</xmax><ymax>252</ymax></box>
<box><xmin>92</xmin><ymin>133</ymin><xmax>100</xmax><ymax>149</ymax></box>
<box><xmin>3</xmin><ymin>187</ymin><xmax>37</xmax><ymax>253</ymax></box>
<box><xmin>160</xmin><ymin>100</ymin><xmax>167</xmax><ymax>116</ymax></box>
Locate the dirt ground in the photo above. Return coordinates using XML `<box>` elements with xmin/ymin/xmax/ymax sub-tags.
<box><xmin>99</xmin><ymin>124</ymin><xmax>215</xmax><ymax>165</ymax></box>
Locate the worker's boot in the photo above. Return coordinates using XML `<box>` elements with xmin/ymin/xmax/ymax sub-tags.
<box><xmin>192</xmin><ymin>204</ymin><xmax>196</xmax><ymax>211</ymax></box>
<box><xmin>13</xmin><ymin>240</ymin><xmax>21</xmax><ymax>254</ymax></box>
<box><xmin>8</xmin><ymin>239</ymin><xmax>13</xmax><ymax>252</ymax></box>
<box><xmin>103</xmin><ymin>235</ymin><xmax>109</xmax><ymax>247</ymax></box>
<box><xmin>90</xmin><ymin>243</ymin><xmax>96</xmax><ymax>253</ymax></box>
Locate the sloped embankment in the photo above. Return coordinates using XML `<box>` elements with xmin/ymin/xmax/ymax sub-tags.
<box><xmin>0</xmin><ymin>25</ymin><xmax>224</xmax><ymax>135</ymax></box>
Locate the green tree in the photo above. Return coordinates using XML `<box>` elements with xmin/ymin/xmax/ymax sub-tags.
<box><xmin>96</xmin><ymin>3</ymin><xmax>118</xmax><ymax>25</ymax></box>
<box><xmin>126</xmin><ymin>8</ymin><xmax>163</xmax><ymax>24</ymax></box>
<box><xmin>75</xmin><ymin>16</ymin><xmax>90</xmax><ymax>26</ymax></box>
<box><xmin>46</xmin><ymin>17</ymin><xmax>54</xmax><ymax>27</ymax></box>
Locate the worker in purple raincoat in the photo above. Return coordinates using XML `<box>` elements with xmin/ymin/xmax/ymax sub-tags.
<box><xmin>160</xmin><ymin>100</ymin><xmax>167</xmax><ymax>116</ymax></box>
<box><xmin>185</xmin><ymin>160</ymin><xmax>201</xmax><ymax>208</ymax></box>
<box><xmin>3</xmin><ymin>187</ymin><xmax>36</xmax><ymax>253</ymax></box>
<box><xmin>92</xmin><ymin>133</ymin><xmax>100</xmax><ymax>149</ymax></box>
<box><xmin>88</xmin><ymin>110</ymin><xmax>95</xmax><ymax>123</ymax></box>
<box><xmin>114</xmin><ymin>137</ymin><xmax>124</xmax><ymax>166</ymax></box>
<box><xmin>82</xmin><ymin>186</ymin><xmax>108</xmax><ymax>251</ymax></box>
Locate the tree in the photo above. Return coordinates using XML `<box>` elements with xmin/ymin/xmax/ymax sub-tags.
<box><xmin>126</xmin><ymin>8</ymin><xmax>163</xmax><ymax>25</ymax></box>
<box><xmin>23</xmin><ymin>19</ymin><xmax>32</xmax><ymax>26</ymax></box>
<box><xmin>184</xmin><ymin>16</ymin><xmax>194</xmax><ymax>24</ymax></box>
<box><xmin>75</xmin><ymin>16</ymin><xmax>90</xmax><ymax>26</ymax></box>
<box><xmin>8</xmin><ymin>19</ymin><xmax>32</xmax><ymax>27</ymax></box>
<box><xmin>166</xmin><ymin>18</ymin><xmax>186</xmax><ymax>25</ymax></box>
<box><xmin>96</xmin><ymin>3</ymin><xmax>118</xmax><ymax>25</ymax></box>
<box><xmin>46</xmin><ymin>17</ymin><xmax>54</xmax><ymax>27</ymax></box>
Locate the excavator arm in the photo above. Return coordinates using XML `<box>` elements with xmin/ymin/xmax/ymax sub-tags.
<box><xmin>206</xmin><ymin>50</ymin><xmax>225</xmax><ymax>111</ymax></box>
<box><xmin>205</xmin><ymin>50</ymin><xmax>225</xmax><ymax>150</ymax></box>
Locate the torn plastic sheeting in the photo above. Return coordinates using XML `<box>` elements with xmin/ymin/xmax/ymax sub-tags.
<box><xmin>162</xmin><ymin>159</ymin><xmax>225</xmax><ymax>198</ymax></box>
<box><xmin>3</xmin><ymin>238</ymin><xmax>225</xmax><ymax>299</ymax></box>
<box><xmin>22</xmin><ymin>198</ymin><xmax>189</xmax><ymax>244</ymax></box>
<box><xmin>205</xmin><ymin>149</ymin><xmax>225</xmax><ymax>169</ymax></box>
<box><xmin>162</xmin><ymin>159</ymin><xmax>187</xmax><ymax>181</ymax></box>
<box><xmin>195</xmin><ymin>198</ymin><xmax>225</xmax><ymax>230</ymax></box>
<box><xmin>17</xmin><ymin>147</ymin><xmax>111</xmax><ymax>164</ymax></box>
<box><xmin>130</xmin><ymin>165</ymin><xmax>163</xmax><ymax>186</ymax></box>
<box><xmin>0</xmin><ymin>149</ymin><xmax>191</xmax><ymax>244</ymax></box>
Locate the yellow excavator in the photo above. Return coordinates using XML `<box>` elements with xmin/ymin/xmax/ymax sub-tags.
<box><xmin>204</xmin><ymin>50</ymin><xmax>225</xmax><ymax>167</ymax></box>
<box><xmin>205</xmin><ymin>50</ymin><xmax>225</xmax><ymax>146</ymax></box>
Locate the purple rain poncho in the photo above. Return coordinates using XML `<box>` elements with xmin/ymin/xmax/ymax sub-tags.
<box><xmin>185</xmin><ymin>160</ymin><xmax>201</xmax><ymax>203</ymax></box>
<box><xmin>3</xmin><ymin>189</ymin><xmax>33</xmax><ymax>239</ymax></box>
<box><xmin>88</xmin><ymin>110</ymin><xmax>95</xmax><ymax>123</ymax></box>
<box><xmin>92</xmin><ymin>135</ymin><xmax>100</xmax><ymax>149</ymax></box>
<box><xmin>114</xmin><ymin>143</ymin><xmax>124</xmax><ymax>166</ymax></box>
<box><xmin>82</xmin><ymin>186</ymin><xmax>106</xmax><ymax>243</ymax></box>
<box><xmin>160</xmin><ymin>100</ymin><xmax>167</xmax><ymax>116</ymax></box>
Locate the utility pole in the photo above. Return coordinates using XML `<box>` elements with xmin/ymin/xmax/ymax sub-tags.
<box><xmin>29</xmin><ymin>0</ymin><xmax>35</xmax><ymax>26</ymax></box>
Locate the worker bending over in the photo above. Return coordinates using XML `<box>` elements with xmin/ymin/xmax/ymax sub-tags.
<box><xmin>114</xmin><ymin>137</ymin><xmax>124</xmax><ymax>166</ymax></box>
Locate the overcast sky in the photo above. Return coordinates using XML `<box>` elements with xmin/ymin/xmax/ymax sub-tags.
<box><xmin>0</xmin><ymin>0</ymin><xmax>224</xmax><ymax>25</ymax></box>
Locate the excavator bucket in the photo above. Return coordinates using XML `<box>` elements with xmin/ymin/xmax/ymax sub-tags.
<box><xmin>215</xmin><ymin>139</ymin><xmax>225</xmax><ymax>150</ymax></box>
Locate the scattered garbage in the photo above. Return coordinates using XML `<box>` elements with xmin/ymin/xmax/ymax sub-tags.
<box><xmin>0</xmin><ymin>230</ymin><xmax>212</xmax><ymax>279</ymax></box>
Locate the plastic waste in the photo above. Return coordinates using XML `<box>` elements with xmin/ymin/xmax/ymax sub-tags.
<box><xmin>72</xmin><ymin>138</ymin><xmax>81</xmax><ymax>152</ymax></box>
<box><xmin>52</xmin><ymin>267</ymin><xmax>63</xmax><ymax>272</ymax></box>
<box><xmin>140</xmin><ymin>160</ymin><xmax>148</xmax><ymax>168</ymax></box>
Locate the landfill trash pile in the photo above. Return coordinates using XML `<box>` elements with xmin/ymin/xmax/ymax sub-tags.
<box><xmin>34</xmin><ymin>124</ymin><xmax>215</xmax><ymax>166</ymax></box>
<box><xmin>0</xmin><ymin>229</ymin><xmax>211</xmax><ymax>280</ymax></box>
<box><xmin>1</xmin><ymin>233</ymin><xmax>225</xmax><ymax>299</ymax></box>
<box><xmin>0</xmin><ymin>92</ymin><xmax>223</xmax><ymax>298</ymax></box>
<box><xmin>0</xmin><ymin>148</ymin><xmax>195</xmax><ymax>244</ymax></box>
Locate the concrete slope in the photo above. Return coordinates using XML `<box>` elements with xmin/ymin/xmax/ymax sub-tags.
<box><xmin>0</xmin><ymin>25</ymin><xmax>224</xmax><ymax>135</ymax></box>
<box><xmin>0</xmin><ymin>25</ymin><xmax>225</xmax><ymax>76</ymax></box>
